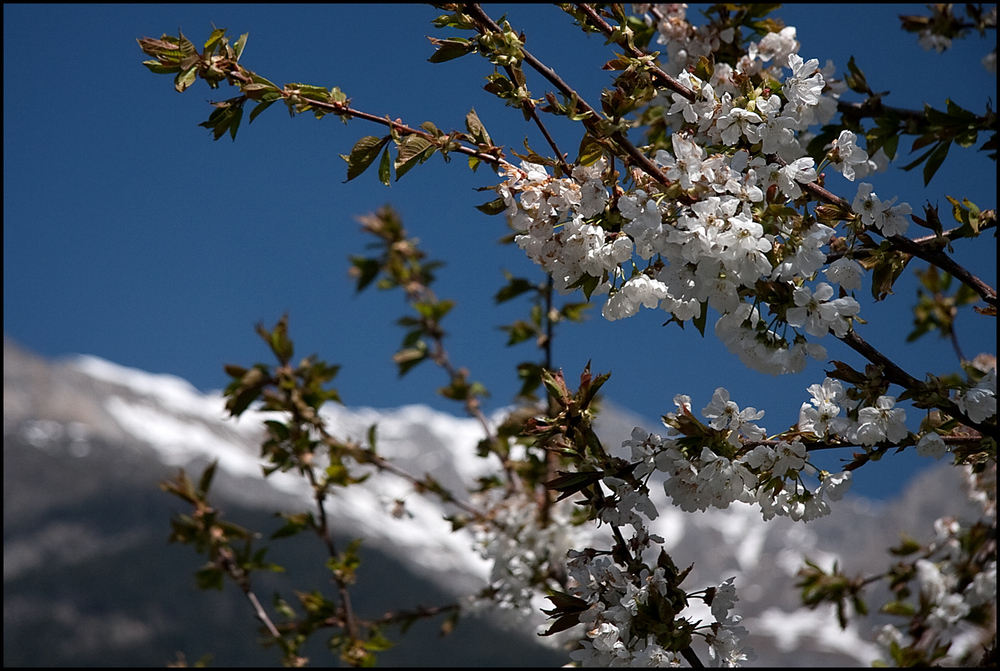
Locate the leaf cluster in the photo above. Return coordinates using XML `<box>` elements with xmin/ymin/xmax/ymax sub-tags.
<box><xmin>161</xmin><ymin>462</ymin><xmax>284</xmax><ymax>591</ymax></box>
<box><xmin>797</xmin><ymin>560</ymin><xmax>869</xmax><ymax>629</ymax></box>
<box><xmin>527</xmin><ymin>363</ymin><xmax>610</xmax><ymax>463</ymax></box>
<box><xmin>820</xmin><ymin>54</ymin><xmax>996</xmax><ymax>186</ymax></box>
<box><xmin>907</xmin><ymin>265</ymin><xmax>980</xmax><ymax>344</ymax></box>
<box><xmin>899</xmin><ymin>4</ymin><xmax>998</xmax><ymax>46</ymax></box>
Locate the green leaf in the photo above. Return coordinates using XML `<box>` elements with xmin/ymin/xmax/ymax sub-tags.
<box><xmin>881</xmin><ymin>601</ymin><xmax>916</xmax><ymax>617</ymax></box>
<box><xmin>475</xmin><ymin>196</ymin><xmax>506</xmax><ymax>215</ymax></box>
<box><xmin>249</xmin><ymin>72</ymin><xmax>279</xmax><ymax>89</ymax></box>
<box><xmin>233</xmin><ymin>32</ymin><xmax>248</xmax><ymax>60</ymax></box>
<box><xmin>500</xmin><ymin>320</ymin><xmax>537</xmax><ymax>346</ymax></box>
<box><xmin>175</xmin><ymin>64</ymin><xmax>198</xmax><ymax>92</ymax></box>
<box><xmin>175</xmin><ymin>30</ymin><xmax>198</xmax><ymax>58</ymax></box>
<box><xmin>350</xmin><ymin>255</ymin><xmax>381</xmax><ymax>292</ymax></box>
<box><xmin>271</xmin><ymin>512</ymin><xmax>313</xmax><ymax>540</ymax></box>
<box><xmin>432</xmin><ymin>10</ymin><xmax>476</xmax><ymax>30</ymax></box>
<box><xmin>545</xmin><ymin>469</ymin><xmax>603</xmax><ymax>501</ymax></box>
<box><xmin>541</xmin><ymin>613</ymin><xmax>584</xmax><ymax>636</ymax></box>
<box><xmin>227</xmin><ymin>385</ymin><xmax>262</xmax><ymax>417</ymax></box>
<box><xmin>264</xmin><ymin>419</ymin><xmax>290</xmax><ymax>441</ymax></box>
<box><xmin>483</xmin><ymin>73</ymin><xmax>514</xmax><ymax>98</ymax></box>
<box><xmin>363</xmin><ymin>626</ymin><xmax>395</xmax><ymax>652</ymax></box>
<box><xmin>223</xmin><ymin>364</ymin><xmax>247</xmax><ymax>379</ymax></box>
<box><xmin>465</xmin><ymin>108</ymin><xmax>492</xmax><ymax>145</ymax></box>
<box><xmin>257</xmin><ymin>316</ymin><xmax>293</xmax><ymax>363</ymax></box>
<box><xmin>197</xmin><ymin>461</ymin><xmax>218</xmax><ymax>496</ymax></box>
<box><xmin>427</xmin><ymin>37</ymin><xmax>475</xmax><ymax>63</ymax></box>
<box><xmin>290</xmin><ymin>83</ymin><xmax>331</xmax><ymax>99</ymax></box>
<box><xmin>691</xmin><ymin>301</ymin><xmax>708</xmax><ymax>337</ymax></box>
<box><xmin>378</xmin><ymin>146</ymin><xmax>392</xmax><ymax>185</ymax></box>
<box><xmin>495</xmin><ymin>275</ymin><xmax>536</xmax><ymax>303</ymax></box>
<box><xmin>141</xmin><ymin>59</ymin><xmax>180</xmax><ymax>75</ymax></box>
<box><xmin>227</xmin><ymin>106</ymin><xmax>243</xmax><ymax>140</ymax></box>
<box><xmin>577</xmin><ymin>136</ymin><xmax>606</xmax><ymax>166</ymax></box>
<box><xmin>560</xmin><ymin>302</ymin><xmax>591</xmax><ymax>323</ymax></box>
<box><xmin>844</xmin><ymin>55</ymin><xmax>869</xmax><ymax>94</ymax></box>
<box><xmin>393</xmin><ymin>341</ymin><xmax>428</xmax><ymax>376</ymax></box>
<box><xmin>516</xmin><ymin>362</ymin><xmax>543</xmax><ymax>398</ymax></box>
<box><xmin>868</xmin><ymin>250</ymin><xmax>911</xmax><ymax>300</ymax></box>
<box><xmin>394</xmin><ymin>135</ymin><xmax>435</xmax><ymax>180</ymax></box>
<box><xmin>248</xmin><ymin>99</ymin><xmax>276</xmax><ymax>124</ymax></box>
<box><xmin>199</xmin><ymin>101</ymin><xmax>244</xmax><ymax>141</ymax></box>
<box><xmin>203</xmin><ymin>28</ymin><xmax>226</xmax><ymax>54</ymax></box>
<box><xmin>195</xmin><ymin>564</ymin><xmax>225</xmax><ymax>591</ymax></box>
<box><xmin>922</xmin><ymin>140</ymin><xmax>950</xmax><ymax>186</ymax></box>
<box><xmin>344</xmin><ymin>135</ymin><xmax>391</xmax><ymax>182</ymax></box>
<box><xmin>326</xmin><ymin>461</ymin><xmax>350</xmax><ymax>486</ymax></box>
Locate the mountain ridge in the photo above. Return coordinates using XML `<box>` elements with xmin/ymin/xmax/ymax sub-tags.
<box><xmin>3</xmin><ymin>336</ymin><xmax>984</xmax><ymax>666</ymax></box>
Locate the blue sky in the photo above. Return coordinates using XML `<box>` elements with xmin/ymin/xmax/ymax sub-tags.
<box><xmin>4</xmin><ymin>4</ymin><xmax>996</xmax><ymax>500</ymax></box>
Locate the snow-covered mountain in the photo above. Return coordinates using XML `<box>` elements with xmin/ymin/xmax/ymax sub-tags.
<box><xmin>3</xmin><ymin>337</ymin><xmax>983</xmax><ymax>666</ymax></box>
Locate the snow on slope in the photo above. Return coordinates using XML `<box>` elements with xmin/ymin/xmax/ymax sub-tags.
<box><xmin>72</xmin><ymin>354</ymin><xmax>496</xmax><ymax>590</ymax></box>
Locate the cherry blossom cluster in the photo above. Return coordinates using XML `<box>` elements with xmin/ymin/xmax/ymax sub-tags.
<box><xmin>626</xmin><ymin>389</ymin><xmax>852</xmax><ymax>523</ymax></box>
<box><xmin>563</xmin><ymin>484</ymin><xmax>752</xmax><ymax>667</ymax></box>
<box><xmin>495</xmin><ymin>15</ymin><xmax>909</xmax><ymax>378</ymax></box>
<box><xmin>875</xmin><ymin>461</ymin><xmax>997</xmax><ymax>664</ymax></box>
<box><xmin>469</xmin><ymin>490</ymin><xmax>581</xmax><ymax>614</ymax></box>
<box><xmin>565</xmin><ymin>548</ymin><xmax>683</xmax><ymax>666</ymax></box>
<box><xmin>801</xmin><ymin>372</ymin><xmax>997</xmax><ymax>454</ymax></box>
<box><xmin>797</xmin><ymin>377</ymin><xmax>911</xmax><ymax>446</ymax></box>
<box><xmin>483</xmin><ymin>9</ymin><xmax>995</xmax><ymax>665</ymax></box>
<box><xmin>498</xmin><ymin>158</ymin><xmax>615</xmax><ymax>294</ymax></box>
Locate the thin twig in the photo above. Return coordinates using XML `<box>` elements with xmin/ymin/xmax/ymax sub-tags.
<box><xmin>839</xmin><ymin>330</ymin><xmax>997</xmax><ymax>439</ymax></box>
<box><xmin>246</xmin><ymin>589</ymin><xmax>284</xmax><ymax>640</ymax></box>
<box><xmin>779</xmin><ymin>154</ymin><xmax>999</xmax><ymax>307</ymax></box>
<box><xmin>743</xmin><ymin>433</ymin><xmax>987</xmax><ymax>452</ymax></box>
<box><xmin>886</xmin><ymin>232</ymin><xmax>997</xmax><ymax>306</ymax></box>
<box><xmin>302</xmin><ymin>464</ymin><xmax>359</xmax><ymax>641</ymax></box>
<box><xmin>217</xmin><ymin>549</ymin><xmax>285</xmax><ymax>642</ymax></box>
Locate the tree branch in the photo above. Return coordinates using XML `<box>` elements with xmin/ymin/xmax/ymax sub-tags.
<box><xmin>573</xmin><ymin>3</ymin><xmax>696</xmax><ymax>102</ymax></box>
<box><xmin>464</xmin><ymin>3</ymin><xmax>679</xmax><ymax>188</ymax></box>
<box><xmin>885</xmin><ymin>232</ymin><xmax>997</xmax><ymax>306</ymax></box>
<box><xmin>839</xmin><ymin>329</ymin><xmax>998</xmax><ymax>439</ymax></box>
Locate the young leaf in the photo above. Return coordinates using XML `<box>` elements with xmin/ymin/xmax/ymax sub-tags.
<box><xmin>343</xmin><ymin>135</ymin><xmax>391</xmax><ymax>182</ymax></box>
<box><xmin>465</xmin><ymin>108</ymin><xmax>492</xmax><ymax>145</ymax></box>
<box><xmin>175</xmin><ymin>64</ymin><xmax>198</xmax><ymax>92</ymax></box>
<box><xmin>233</xmin><ymin>32</ymin><xmax>248</xmax><ymax>60</ymax></box>
<box><xmin>922</xmin><ymin>140</ymin><xmax>951</xmax><ymax>186</ymax></box>
<box><xmin>475</xmin><ymin>196</ymin><xmax>506</xmax><ymax>215</ymax></box>
<box><xmin>203</xmin><ymin>28</ymin><xmax>227</xmax><ymax>54</ymax></box>
<box><xmin>248</xmin><ymin>99</ymin><xmax>276</xmax><ymax>124</ymax></box>
<box><xmin>378</xmin><ymin>146</ymin><xmax>392</xmax><ymax>185</ymax></box>
<box><xmin>394</xmin><ymin>135</ymin><xmax>435</xmax><ymax>180</ymax></box>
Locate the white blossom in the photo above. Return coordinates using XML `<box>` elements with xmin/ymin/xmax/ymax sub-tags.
<box><xmin>785</xmin><ymin>282</ymin><xmax>860</xmax><ymax>337</ymax></box>
<box><xmin>828</xmin><ymin>130</ymin><xmax>869</xmax><ymax>181</ymax></box>
<box><xmin>783</xmin><ymin>54</ymin><xmax>825</xmax><ymax>108</ymax></box>
<box><xmin>824</xmin><ymin>256</ymin><xmax>865</xmax><ymax>290</ymax></box>
<box><xmin>916</xmin><ymin>432</ymin><xmax>948</xmax><ymax>459</ymax></box>
<box><xmin>955</xmin><ymin>369</ymin><xmax>996</xmax><ymax>423</ymax></box>
<box><xmin>854</xmin><ymin>395</ymin><xmax>909</xmax><ymax>445</ymax></box>
<box><xmin>750</xmin><ymin>26</ymin><xmax>800</xmax><ymax>68</ymax></box>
